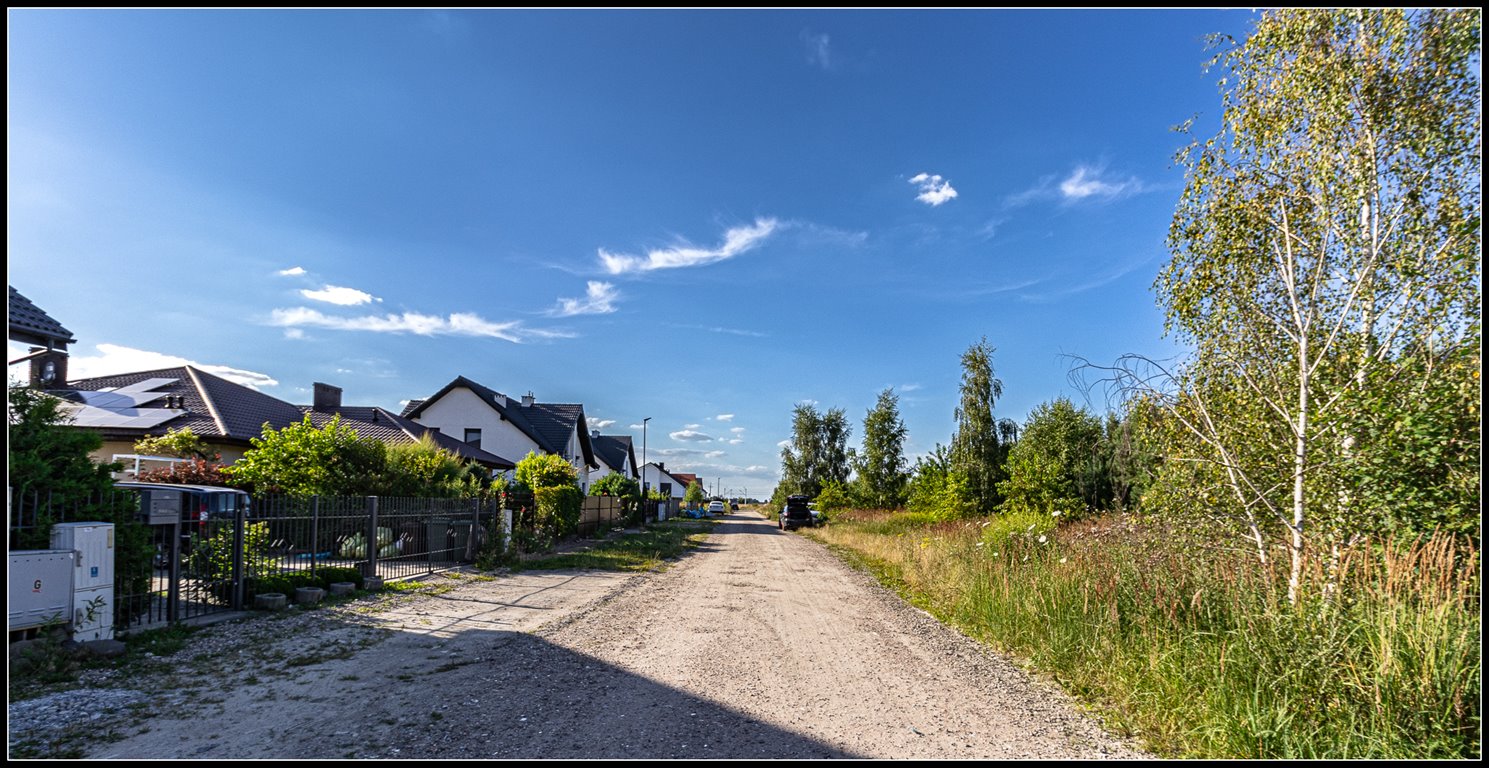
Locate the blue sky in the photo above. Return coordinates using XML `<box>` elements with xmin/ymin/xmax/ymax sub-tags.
<box><xmin>9</xmin><ymin>9</ymin><xmax>1257</xmax><ymax>497</ymax></box>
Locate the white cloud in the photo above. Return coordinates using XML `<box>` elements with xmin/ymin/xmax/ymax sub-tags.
<box><xmin>670</xmin><ymin>429</ymin><xmax>714</xmax><ymax>442</ymax></box>
<box><xmin>592</xmin><ymin>418</ymin><xmax>616</xmax><ymax>429</ymax></box>
<box><xmin>900</xmin><ymin>383</ymin><xmax>923</xmax><ymax>392</ymax></box>
<box><xmin>550</xmin><ymin>281</ymin><xmax>619</xmax><ymax>317</ymax></box>
<box><xmin>654</xmin><ymin>447</ymin><xmax>726</xmax><ymax>459</ymax></box>
<box><xmin>300</xmin><ymin>284</ymin><xmax>379</xmax><ymax>306</ymax></box>
<box><xmin>727</xmin><ymin>439</ymin><xmax>744</xmax><ymax>445</ymax></box>
<box><xmin>909</xmin><ymin>173</ymin><xmax>958</xmax><ymax>206</ymax></box>
<box><xmin>715</xmin><ymin>413</ymin><xmax>734</xmax><ymax>422</ymax></box>
<box><xmin>65</xmin><ymin>343</ymin><xmax>278</xmax><ymax>390</ymax></box>
<box><xmin>283</xmin><ymin>328</ymin><xmax>306</xmax><ymax>340</ymax></box>
<box><xmin>802</xmin><ymin>31</ymin><xmax>832</xmax><ymax>70</ymax></box>
<box><xmin>269</xmin><ymin>307</ymin><xmax>572</xmax><ymax>343</ymax></box>
<box><xmin>276</xmin><ymin>266</ymin><xmax>306</xmax><ymax>276</ymax></box>
<box><xmin>730</xmin><ymin>427</ymin><xmax>746</xmax><ymax>434</ymax></box>
<box><xmin>599</xmin><ymin>218</ymin><xmax>779</xmax><ymax>275</ymax></box>
<box><xmin>684</xmin><ymin>423</ymin><xmax>701</xmax><ymax>429</ymax></box>
<box><xmin>776</xmin><ymin>439</ymin><xmax>792</xmax><ymax>449</ymax></box>
<box><xmin>1059</xmin><ymin>165</ymin><xmax>1142</xmax><ymax>201</ymax></box>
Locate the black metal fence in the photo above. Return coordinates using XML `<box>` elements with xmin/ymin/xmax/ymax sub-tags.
<box><xmin>10</xmin><ymin>486</ymin><xmax>637</xmax><ymax>633</ymax></box>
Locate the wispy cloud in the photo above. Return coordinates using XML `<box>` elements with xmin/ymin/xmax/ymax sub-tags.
<box><xmin>550</xmin><ymin>281</ymin><xmax>619</xmax><ymax>317</ymax></box>
<box><xmin>268</xmin><ymin>307</ymin><xmax>571</xmax><ymax>343</ymax></box>
<box><xmin>802</xmin><ymin>30</ymin><xmax>833</xmax><ymax>70</ymax></box>
<box><xmin>776</xmin><ymin>439</ymin><xmax>792</xmax><ymax>449</ymax></box>
<box><xmin>684</xmin><ymin>423</ymin><xmax>702</xmax><ymax>429</ymax></box>
<box><xmin>276</xmin><ymin>266</ymin><xmax>306</xmax><ymax>277</ymax></box>
<box><xmin>301</xmin><ymin>284</ymin><xmax>379</xmax><ymax>306</ymax></box>
<box><xmin>592</xmin><ymin>418</ymin><xmax>616</xmax><ymax>429</ymax></box>
<box><xmin>670</xmin><ymin>429</ymin><xmax>714</xmax><ymax>442</ymax></box>
<box><xmin>283</xmin><ymin>328</ymin><xmax>306</xmax><ymax>340</ymax></box>
<box><xmin>729</xmin><ymin>427</ymin><xmax>746</xmax><ymax>434</ymax></box>
<box><xmin>727</xmin><ymin>439</ymin><xmax>744</xmax><ymax>445</ymax></box>
<box><xmin>598</xmin><ymin>218</ymin><xmax>779</xmax><ymax>275</ymax></box>
<box><xmin>909</xmin><ymin>173</ymin><xmax>958</xmax><ymax>206</ymax></box>
<box><xmin>1008</xmin><ymin>164</ymin><xmax>1145</xmax><ymax>207</ymax></box>
<box><xmin>715</xmin><ymin>414</ymin><xmax>734</xmax><ymax>422</ymax></box>
<box><xmin>1059</xmin><ymin>165</ymin><xmax>1142</xmax><ymax>201</ymax></box>
<box><xmin>668</xmin><ymin>323</ymin><xmax>769</xmax><ymax>338</ymax></box>
<box><xmin>1017</xmin><ymin>254</ymin><xmax>1160</xmax><ymax>303</ymax></box>
<box><xmin>66</xmin><ymin>343</ymin><xmax>278</xmax><ymax>390</ymax></box>
<box><xmin>899</xmin><ymin>383</ymin><xmax>923</xmax><ymax>392</ymax></box>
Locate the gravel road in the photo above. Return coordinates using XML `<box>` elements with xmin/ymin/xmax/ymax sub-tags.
<box><xmin>10</xmin><ymin>512</ymin><xmax>1145</xmax><ymax>759</ymax></box>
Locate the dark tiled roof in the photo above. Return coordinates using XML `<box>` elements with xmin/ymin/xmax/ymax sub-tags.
<box><xmin>8</xmin><ymin>286</ymin><xmax>76</xmax><ymax>347</ymax></box>
<box><xmin>399</xmin><ymin>399</ymin><xmax>424</xmax><ymax>418</ymax></box>
<box><xmin>591</xmin><ymin>434</ymin><xmax>637</xmax><ymax>477</ymax></box>
<box><xmin>61</xmin><ymin>366</ymin><xmax>304</xmax><ymax>443</ymax></box>
<box><xmin>300</xmin><ymin>406</ymin><xmax>516</xmax><ymax>470</ymax></box>
<box><xmin>406</xmin><ymin>376</ymin><xmax>596</xmax><ymax>467</ymax></box>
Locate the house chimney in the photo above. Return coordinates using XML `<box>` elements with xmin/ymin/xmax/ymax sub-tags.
<box><xmin>591</xmin><ymin>429</ymin><xmax>600</xmax><ymax>439</ymax></box>
<box><xmin>27</xmin><ymin>348</ymin><xmax>68</xmax><ymax>389</ymax></box>
<box><xmin>494</xmin><ymin>391</ymin><xmax>508</xmax><ymax>408</ymax></box>
<box><xmin>521</xmin><ymin>391</ymin><xmax>535</xmax><ymax>407</ymax></box>
<box><xmin>312</xmin><ymin>382</ymin><xmax>342</xmax><ymax>412</ymax></box>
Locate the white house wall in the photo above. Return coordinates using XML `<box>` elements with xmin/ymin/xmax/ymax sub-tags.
<box><xmin>414</xmin><ymin>387</ymin><xmax>541</xmax><ymax>467</ymax></box>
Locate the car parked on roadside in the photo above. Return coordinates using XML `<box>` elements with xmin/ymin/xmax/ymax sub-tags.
<box><xmin>779</xmin><ymin>494</ymin><xmax>815</xmax><ymax>530</ymax></box>
<box><xmin>708</xmin><ymin>500</ymin><xmax>726</xmax><ymax>515</ymax></box>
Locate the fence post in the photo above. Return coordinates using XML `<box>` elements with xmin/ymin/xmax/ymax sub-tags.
<box><xmin>427</xmin><ymin>501</ymin><xmax>435</xmax><ymax>575</ymax></box>
<box><xmin>364</xmin><ymin>496</ymin><xmax>379</xmax><ymax>580</ymax></box>
<box><xmin>502</xmin><ymin>507</ymin><xmax>513</xmax><ymax>553</ymax></box>
<box><xmin>167</xmin><ymin>512</ymin><xmax>181</xmax><ymax>623</ymax></box>
<box><xmin>231</xmin><ymin>501</ymin><xmax>246</xmax><ymax>611</ymax></box>
<box><xmin>310</xmin><ymin>496</ymin><xmax>320</xmax><ymax>576</ymax></box>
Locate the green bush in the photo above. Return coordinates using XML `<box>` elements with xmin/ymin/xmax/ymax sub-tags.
<box><xmin>534</xmin><ymin>485</ymin><xmax>583</xmax><ymax>542</ymax></box>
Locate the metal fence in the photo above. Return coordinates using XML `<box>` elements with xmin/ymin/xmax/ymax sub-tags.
<box><xmin>10</xmin><ymin>486</ymin><xmax>637</xmax><ymax>633</ymax></box>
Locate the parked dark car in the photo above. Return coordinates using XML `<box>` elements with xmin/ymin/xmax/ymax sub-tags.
<box><xmin>779</xmin><ymin>494</ymin><xmax>815</xmax><ymax>531</ymax></box>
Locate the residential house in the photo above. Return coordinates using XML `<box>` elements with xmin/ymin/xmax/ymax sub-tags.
<box><xmin>588</xmin><ymin>431</ymin><xmax>639</xmax><ymax>487</ymax></box>
<box><xmin>299</xmin><ymin>382</ymin><xmax>515</xmax><ymax>472</ymax></box>
<box><xmin>54</xmin><ymin>366</ymin><xmax>308</xmax><ymax>472</ymax></box>
<box><xmin>402</xmin><ymin>376</ymin><xmax>600</xmax><ymax>491</ymax></box>
<box><xmin>641</xmin><ymin>462</ymin><xmax>688</xmax><ymax>500</ymax></box>
<box><xmin>49</xmin><ymin>369</ymin><xmax>516</xmax><ymax>478</ymax></box>
<box><xmin>673</xmin><ymin>472</ymin><xmax>703</xmax><ymax>497</ymax></box>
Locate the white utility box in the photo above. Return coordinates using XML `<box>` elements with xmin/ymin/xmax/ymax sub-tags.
<box><xmin>50</xmin><ymin>522</ymin><xmax>116</xmax><ymax>642</ymax></box>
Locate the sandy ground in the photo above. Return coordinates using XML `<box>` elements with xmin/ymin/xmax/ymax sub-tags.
<box><xmin>13</xmin><ymin>512</ymin><xmax>1145</xmax><ymax>759</ymax></box>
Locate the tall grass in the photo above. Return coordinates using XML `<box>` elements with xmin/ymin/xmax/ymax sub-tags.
<box><xmin>809</xmin><ymin>509</ymin><xmax>1480</xmax><ymax>759</ymax></box>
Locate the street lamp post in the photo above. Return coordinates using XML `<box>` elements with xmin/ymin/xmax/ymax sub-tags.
<box><xmin>641</xmin><ymin>417</ymin><xmax>651</xmax><ymax>518</ymax></box>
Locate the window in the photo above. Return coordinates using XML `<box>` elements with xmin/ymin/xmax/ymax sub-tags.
<box><xmin>463</xmin><ymin>428</ymin><xmax>481</xmax><ymax>446</ymax></box>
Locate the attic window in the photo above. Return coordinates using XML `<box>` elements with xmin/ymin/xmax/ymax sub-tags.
<box><xmin>464</xmin><ymin>428</ymin><xmax>481</xmax><ymax>446</ymax></box>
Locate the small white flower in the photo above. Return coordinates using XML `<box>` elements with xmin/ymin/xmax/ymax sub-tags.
<box><xmin>1052</xmin><ymin>511</ymin><xmax>1061</xmax><ymax>518</ymax></box>
<box><xmin>1059</xmin><ymin>557</ymin><xmax>1067</xmax><ymax>564</ymax></box>
<box><xmin>975</xmin><ymin>542</ymin><xmax>984</xmax><ymax>548</ymax></box>
<box><xmin>1038</xmin><ymin>535</ymin><xmax>1048</xmax><ymax>544</ymax></box>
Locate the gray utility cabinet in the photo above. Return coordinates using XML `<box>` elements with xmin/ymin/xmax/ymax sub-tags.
<box><xmin>9</xmin><ymin>550</ymin><xmax>76</xmax><ymax>631</ymax></box>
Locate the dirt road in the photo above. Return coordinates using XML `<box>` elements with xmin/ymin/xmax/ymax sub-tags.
<box><xmin>13</xmin><ymin>512</ymin><xmax>1144</xmax><ymax>759</ymax></box>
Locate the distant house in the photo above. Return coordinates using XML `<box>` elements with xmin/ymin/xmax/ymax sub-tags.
<box><xmin>55</xmin><ymin>365</ymin><xmax>307</xmax><ymax>472</ymax></box>
<box><xmin>588</xmin><ymin>432</ymin><xmax>639</xmax><ymax>487</ymax></box>
<box><xmin>299</xmin><ymin>382</ymin><xmax>515</xmax><ymax>472</ymax></box>
<box><xmin>641</xmin><ymin>462</ymin><xmax>688</xmax><ymax>500</ymax></box>
<box><xmin>673</xmin><ymin>472</ymin><xmax>702</xmax><ymax>495</ymax></box>
<box><xmin>9</xmin><ymin>286</ymin><xmax>77</xmax><ymax>388</ymax></box>
<box><xmin>403</xmin><ymin>376</ymin><xmax>600</xmax><ymax>491</ymax></box>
